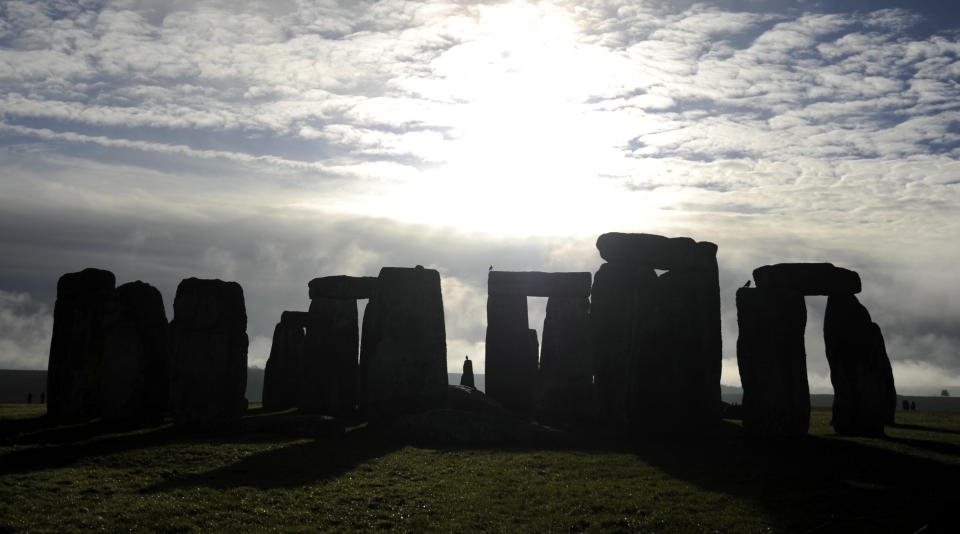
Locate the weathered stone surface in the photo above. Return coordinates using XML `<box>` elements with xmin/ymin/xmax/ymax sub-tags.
<box><xmin>646</xmin><ymin>268</ymin><xmax>721</xmax><ymax>431</ymax></box>
<box><xmin>280</xmin><ymin>311</ymin><xmax>310</xmax><ymax>328</ymax></box>
<box><xmin>872</xmin><ymin>322</ymin><xmax>898</xmax><ymax>425</ymax></box>
<box><xmin>753</xmin><ymin>263</ymin><xmax>861</xmax><ymax>295</ymax></box>
<box><xmin>300</xmin><ymin>297</ymin><xmax>358</xmax><ymax>415</ymax></box>
<box><xmin>590</xmin><ymin>262</ymin><xmax>657</xmax><ymax>427</ymax></box>
<box><xmin>596</xmin><ymin>232</ymin><xmax>718</xmax><ymax>271</ymax></box>
<box><xmin>99</xmin><ymin>281</ymin><xmax>168</xmax><ymax>421</ymax></box>
<box><xmin>488</xmin><ymin>271</ymin><xmax>591</xmax><ymax>298</ymax></box>
<box><xmin>262</xmin><ymin>321</ymin><xmax>303</xmax><ymax>411</ymax></box>
<box><xmin>484</xmin><ymin>294</ymin><xmax>536</xmax><ymax>413</ymax></box>
<box><xmin>537</xmin><ymin>296</ymin><xmax>592</xmax><ymax>420</ymax></box>
<box><xmin>360</xmin><ymin>266</ymin><xmax>448</xmax><ymax>419</ymax></box>
<box><xmin>169</xmin><ymin>278</ymin><xmax>248</xmax><ymax>426</ymax></box>
<box><xmin>824</xmin><ymin>294</ymin><xmax>896</xmax><ymax>436</ymax></box>
<box><xmin>460</xmin><ymin>357</ymin><xmax>475</xmax><ymax>388</ymax></box>
<box><xmin>308</xmin><ymin>275</ymin><xmax>378</xmax><ymax>300</ymax></box>
<box><xmin>736</xmin><ymin>287</ymin><xmax>810</xmax><ymax>437</ymax></box>
<box><xmin>47</xmin><ymin>268</ymin><xmax>116</xmax><ymax>421</ymax></box>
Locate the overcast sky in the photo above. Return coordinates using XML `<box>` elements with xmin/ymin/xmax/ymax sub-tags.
<box><xmin>1</xmin><ymin>0</ymin><xmax>958</xmax><ymax>394</ymax></box>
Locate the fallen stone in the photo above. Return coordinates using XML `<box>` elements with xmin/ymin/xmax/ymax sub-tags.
<box><xmin>736</xmin><ymin>287</ymin><xmax>810</xmax><ymax>437</ymax></box>
<box><xmin>169</xmin><ymin>278</ymin><xmax>248</xmax><ymax>426</ymax></box>
<box><xmin>488</xmin><ymin>271</ymin><xmax>591</xmax><ymax>298</ymax></box>
<box><xmin>99</xmin><ymin>281</ymin><xmax>169</xmax><ymax>422</ymax></box>
<box><xmin>308</xmin><ymin>275</ymin><xmax>378</xmax><ymax>300</ymax></box>
<box><xmin>484</xmin><ymin>294</ymin><xmax>537</xmax><ymax>413</ymax></box>
<box><xmin>360</xmin><ymin>266</ymin><xmax>448</xmax><ymax>419</ymax></box>
<box><xmin>824</xmin><ymin>294</ymin><xmax>895</xmax><ymax>436</ymax></box>
<box><xmin>47</xmin><ymin>268</ymin><xmax>116</xmax><ymax>421</ymax></box>
<box><xmin>753</xmin><ymin>263</ymin><xmax>861</xmax><ymax>295</ymax></box>
<box><xmin>596</xmin><ymin>232</ymin><xmax>717</xmax><ymax>271</ymax></box>
<box><xmin>262</xmin><ymin>320</ymin><xmax>304</xmax><ymax>411</ymax></box>
<box><xmin>301</xmin><ymin>297</ymin><xmax>358</xmax><ymax>415</ymax></box>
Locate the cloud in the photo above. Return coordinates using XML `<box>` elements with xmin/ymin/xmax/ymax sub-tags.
<box><xmin>0</xmin><ymin>290</ymin><xmax>53</xmax><ymax>370</ymax></box>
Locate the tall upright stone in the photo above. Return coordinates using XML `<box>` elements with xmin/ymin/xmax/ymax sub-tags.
<box><xmin>262</xmin><ymin>316</ymin><xmax>304</xmax><ymax>411</ymax></box>
<box><xmin>590</xmin><ymin>262</ymin><xmax>657</xmax><ymax>427</ymax></box>
<box><xmin>360</xmin><ymin>266</ymin><xmax>447</xmax><ymax>419</ymax></box>
<box><xmin>824</xmin><ymin>294</ymin><xmax>896</xmax><ymax>436</ymax></box>
<box><xmin>538</xmin><ymin>296</ymin><xmax>592</xmax><ymax>420</ymax></box>
<box><xmin>460</xmin><ymin>356</ymin><xmax>475</xmax><ymax>388</ymax></box>
<box><xmin>301</xmin><ymin>297</ymin><xmax>359</xmax><ymax>415</ymax></box>
<box><xmin>169</xmin><ymin>278</ymin><xmax>248</xmax><ymax>426</ymax></box>
<box><xmin>99</xmin><ymin>281</ymin><xmax>169</xmax><ymax>421</ymax></box>
<box><xmin>736</xmin><ymin>287</ymin><xmax>810</xmax><ymax>437</ymax></box>
<box><xmin>484</xmin><ymin>294</ymin><xmax>535</xmax><ymax>413</ymax></box>
<box><xmin>47</xmin><ymin>268</ymin><xmax>116</xmax><ymax>421</ymax></box>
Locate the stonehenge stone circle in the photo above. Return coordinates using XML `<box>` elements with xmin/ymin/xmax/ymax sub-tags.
<box><xmin>538</xmin><ymin>296</ymin><xmax>592</xmax><ymax>420</ymax></box>
<box><xmin>308</xmin><ymin>275</ymin><xmax>378</xmax><ymax>300</ymax></box>
<box><xmin>753</xmin><ymin>263</ymin><xmax>861</xmax><ymax>296</ymax></box>
<box><xmin>485</xmin><ymin>293</ymin><xmax>536</xmax><ymax>412</ymax></box>
<box><xmin>488</xmin><ymin>271</ymin><xmax>591</xmax><ymax>298</ymax></box>
<box><xmin>302</xmin><ymin>297</ymin><xmax>359</xmax><ymax>415</ymax></box>
<box><xmin>262</xmin><ymin>314</ymin><xmax>304</xmax><ymax>411</ymax></box>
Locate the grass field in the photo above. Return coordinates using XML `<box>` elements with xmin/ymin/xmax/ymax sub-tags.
<box><xmin>1</xmin><ymin>405</ymin><xmax>957</xmax><ymax>533</ymax></box>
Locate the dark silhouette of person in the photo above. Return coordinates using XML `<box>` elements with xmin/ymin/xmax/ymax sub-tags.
<box><xmin>27</xmin><ymin>393</ymin><xmax>32</xmax><ymax>404</ymax></box>
<box><xmin>460</xmin><ymin>355</ymin><xmax>475</xmax><ymax>388</ymax></box>
<box><xmin>910</xmin><ymin>401</ymin><xmax>917</xmax><ymax>411</ymax></box>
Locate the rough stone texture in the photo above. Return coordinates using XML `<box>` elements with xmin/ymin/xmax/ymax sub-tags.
<box><xmin>824</xmin><ymin>294</ymin><xmax>896</xmax><ymax>436</ymax></box>
<box><xmin>99</xmin><ymin>281</ymin><xmax>168</xmax><ymax>421</ymax></box>
<box><xmin>736</xmin><ymin>287</ymin><xmax>810</xmax><ymax>437</ymax></box>
<box><xmin>301</xmin><ymin>297</ymin><xmax>358</xmax><ymax>415</ymax></box>
<box><xmin>280</xmin><ymin>311</ymin><xmax>310</xmax><ymax>328</ymax></box>
<box><xmin>488</xmin><ymin>271</ymin><xmax>591</xmax><ymax>298</ymax></box>
<box><xmin>484</xmin><ymin>294</ymin><xmax>536</xmax><ymax>413</ymax></box>
<box><xmin>590</xmin><ymin>262</ymin><xmax>657</xmax><ymax>427</ymax></box>
<box><xmin>47</xmin><ymin>268</ymin><xmax>116</xmax><ymax>421</ymax></box>
<box><xmin>537</xmin><ymin>296</ymin><xmax>592</xmax><ymax>420</ymax></box>
<box><xmin>360</xmin><ymin>267</ymin><xmax>448</xmax><ymax>419</ymax></box>
<box><xmin>169</xmin><ymin>278</ymin><xmax>248</xmax><ymax>426</ymax></box>
<box><xmin>753</xmin><ymin>263</ymin><xmax>861</xmax><ymax>296</ymax></box>
<box><xmin>460</xmin><ymin>357</ymin><xmax>475</xmax><ymax>388</ymax></box>
<box><xmin>308</xmin><ymin>275</ymin><xmax>378</xmax><ymax>300</ymax></box>
<box><xmin>596</xmin><ymin>232</ymin><xmax>718</xmax><ymax>271</ymax></box>
<box><xmin>262</xmin><ymin>320</ymin><xmax>304</xmax><ymax>411</ymax></box>
<box><xmin>871</xmin><ymin>322</ymin><xmax>898</xmax><ymax>425</ymax></box>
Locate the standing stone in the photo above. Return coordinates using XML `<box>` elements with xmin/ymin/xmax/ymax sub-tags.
<box><xmin>484</xmin><ymin>294</ymin><xmax>536</xmax><ymax>413</ymax></box>
<box><xmin>824</xmin><ymin>294</ymin><xmax>895</xmax><ymax>436</ymax></box>
<box><xmin>301</xmin><ymin>297</ymin><xmax>358</xmax><ymax>415</ymax></box>
<box><xmin>360</xmin><ymin>267</ymin><xmax>447</xmax><ymax>419</ymax></box>
<box><xmin>47</xmin><ymin>268</ymin><xmax>116</xmax><ymax>421</ymax></box>
<box><xmin>871</xmin><ymin>322</ymin><xmax>898</xmax><ymax>425</ymax></box>
<box><xmin>169</xmin><ymin>278</ymin><xmax>248</xmax><ymax>426</ymax></box>
<box><xmin>736</xmin><ymin>287</ymin><xmax>810</xmax><ymax>437</ymax></box>
<box><xmin>99</xmin><ymin>281</ymin><xmax>169</xmax><ymax>422</ymax></box>
<box><xmin>590</xmin><ymin>262</ymin><xmax>657</xmax><ymax>427</ymax></box>
<box><xmin>460</xmin><ymin>356</ymin><xmax>475</xmax><ymax>388</ymax></box>
<box><xmin>538</xmin><ymin>296</ymin><xmax>592</xmax><ymax>420</ymax></box>
<box><xmin>262</xmin><ymin>318</ymin><xmax>304</xmax><ymax>411</ymax></box>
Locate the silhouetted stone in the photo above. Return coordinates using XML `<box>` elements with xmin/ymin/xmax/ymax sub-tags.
<box><xmin>753</xmin><ymin>263</ymin><xmax>861</xmax><ymax>295</ymax></box>
<box><xmin>262</xmin><ymin>320</ymin><xmax>304</xmax><ymax>411</ymax></box>
<box><xmin>736</xmin><ymin>287</ymin><xmax>810</xmax><ymax>437</ymax></box>
<box><xmin>488</xmin><ymin>271</ymin><xmax>591</xmax><ymax>298</ymax></box>
<box><xmin>871</xmin><ymin>322</ymin><xmax>898</xmax><ymax>425</ymax></box>
<box><xmin>538</xmin><ymin>296</ymin><xmax>592</xmax><ymax>420</ymax></box>
<box><xmin>301</xmin><ymin>297</ymin><xmax>358</xmax><ymax>415</ymax></box>
<box><xmin>824</xmin><ymin>294</ymin><xmax>896</xmax><ymax>436</ymax></box>
<box><xmin>460</xmin><ymin>356</ymin><xmax>475</xmax><ymax>388</ymax></box>
<box><xmin>484</xmin><ymin>294</ymin><xmax>536</xmax><ymax>413</ymax></box>
<box><xmin>47</xmin><ymin>268</ymin><xmax>115</xmax><ymax>421</ymax></box>
<box><xmin>280</xmin><ymin>311</ymin><xmax>310</xmax><ymax>328</ymax></box>
<box><xmin>169</xmin><ymin>278</ymin><xmax>248</xmax><ymax>426</ymax></box>
<box><xmin>360</xmin><ymin>266</ymin><xmax>447</xmax><ymax>419</ymax></box>
<box><xmin>596</xmin><ymin>232</ymin><xmax>718</xmax><ymax>270</ymax></box>
<box><xmin>99</xmin><ymin>281</ymin><xmax>169</xmax><ymax>422</ymax></box>
<box><xmin>590</xmin><ymin>262</ymin><xmax>657</xmax><ymax>427</ymax></box>
<box><xmin>308</xmin><ymin>275</ymin><xmax>378</xmax><ymax>300</ymax></box>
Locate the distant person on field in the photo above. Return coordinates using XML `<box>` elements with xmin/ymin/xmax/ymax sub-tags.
<box><xmin>910</xmin><ymin>401</ymin><xmax>917</xmax><ymax>411</ymax></box>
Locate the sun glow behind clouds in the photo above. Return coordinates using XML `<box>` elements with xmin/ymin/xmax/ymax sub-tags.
<box><xmin>355</xmin><ymin>2</ymin><xmax>668</xmax><ymax>236</ymax></box>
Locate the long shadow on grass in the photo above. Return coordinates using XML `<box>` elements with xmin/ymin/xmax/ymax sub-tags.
<box><xmin>615</xmin><ymin>421</ymin><xmax>958</xmax><ymax>533</ymax></box>
<box><xmin>143</xmin><ymin>425</ymin><xmax>403</xmax><ymax>491</ymax></box>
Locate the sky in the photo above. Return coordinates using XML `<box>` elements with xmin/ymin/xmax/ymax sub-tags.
<box><xmin>0</xmin><ymin>0</ymin><xmax>958</xmax><ymax>395</ymax></box>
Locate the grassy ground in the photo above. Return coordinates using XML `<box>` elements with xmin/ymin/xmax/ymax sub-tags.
<box><xmin>1</xmin><ymin>405</ymin><xmax>957</xmax><ymax>533</ymax></box>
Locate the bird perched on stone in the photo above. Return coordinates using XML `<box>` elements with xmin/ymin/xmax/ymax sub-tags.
<box><xmin>489</xmin><ymin>265</ymin><xmax>493</xmax><ymax>271</ymax></box>
<box><xmin>743</xmin><ymin>280</ymin><xmax>751</xmax><ymax>288</ymax></box>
